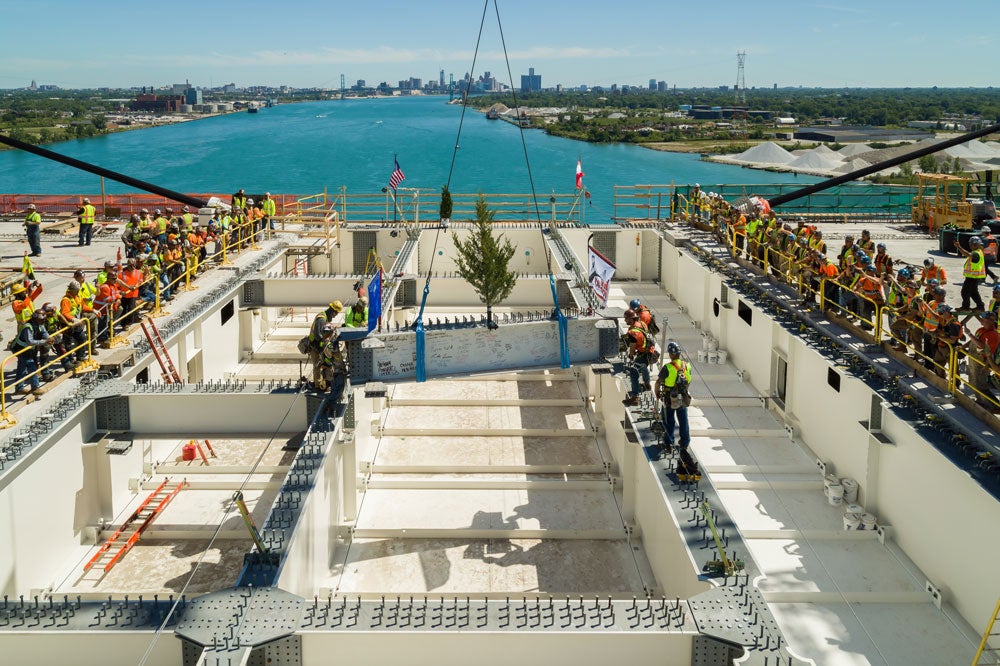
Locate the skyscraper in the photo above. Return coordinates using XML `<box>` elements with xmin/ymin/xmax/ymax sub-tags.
<box><xmin>520</xmin><ymin>67</ymin><xmax>541</xmax><ymax>93</ymax></box>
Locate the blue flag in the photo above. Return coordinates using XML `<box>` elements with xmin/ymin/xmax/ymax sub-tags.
<box><xmin>367</xmin><ymin>269</ymin><xmax>382</xmax><ymax>332</ymax></box>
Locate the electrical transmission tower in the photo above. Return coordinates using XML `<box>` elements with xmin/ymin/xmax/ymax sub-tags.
<box><xmin>736</xmin><ymin>51</ymin><xmax>748</xmax><ymax>146</ymax></box>
<box><xmin>340</xmin><ymin>74</ymin><xmax>346</xmax><ymax>100</ymax></box>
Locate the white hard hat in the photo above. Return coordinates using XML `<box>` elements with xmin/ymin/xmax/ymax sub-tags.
<box><xmin>26</xmin><ymin>203</ymin><xmax>36</xmax><ymax>210</ymax></box>
<box><xmin>247</xmin><ymin>198</ymin><xmax>254</xmax><ymax>205</ymax></box>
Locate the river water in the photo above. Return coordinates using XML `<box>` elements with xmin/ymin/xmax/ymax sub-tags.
<box><xmin>0</xmin><ymin>96</ymin><xmax>834</xmax><ymax>220</ymax></box>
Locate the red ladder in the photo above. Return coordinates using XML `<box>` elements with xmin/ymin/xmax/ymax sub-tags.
<box><xmin>141</xmin><ymin>317</ymin><xmax>181</xmax><ymax>383</ymax></box>
<box><xmin>84</xmin><ymin>478</ymin><xmax>188</xmax><ymax>573</ymax></box>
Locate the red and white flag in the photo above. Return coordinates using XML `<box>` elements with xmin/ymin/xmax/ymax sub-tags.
<box><xmin>575</xmin><ymin>159</ymin><xmax>584</xmax><ymax>189</ymax></box>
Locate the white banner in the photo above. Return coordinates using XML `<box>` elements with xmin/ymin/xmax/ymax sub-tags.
<box><xmin>588</xmin><ymin>245</ymin><xmax>616</xmax><ymax>307</ymax></box>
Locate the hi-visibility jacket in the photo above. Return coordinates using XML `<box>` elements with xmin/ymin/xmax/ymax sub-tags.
<box><xmin>79</xmin><ymin>280</ymin><xmax>97</xmax><ymax>309</ymax></box>
<box><xmin>819</xmin><ymin>263</ymin><xmax>838</xmax><ymax>279</ymax></box>
<box><xmin>261</xmin><ymin>198</ymin><xmax>276</xmax><ymax>217</ymax></box>
<box><xmin>11</xmin><ymin>283</ymin><xmax>43</xmax><ymax>324</ymax></box>
<box><xmin>155</xmin><ymin>216</ymin><xmax>169</xmax><ymax>235</ymax></box>
<box><xmin>220</xmin><ymin>214</ymin><xmax>232</xmax><ymax>230</ymax></box>
<box><xmin>60</xmin><ymin>293</ymin><xmax>82</xmax><ymax>323</ymax></box>
<box><xmin>182</xmin><ymin>212</ymin><xmax>194</xmax><ymax>228</ymax></box>
<box><xmin>309</xmin><ymin>312</ymin><xmax>329</xmax><ymax>344</ymax></box>
<box><xmin>628</xmin><ymin>324</ymin><xmax>652</xmax><ymax>353</ymax></box>
<box><xmin>858</xmin><ymin>276</ymin><xmax>883</xmax><ymax>302</ymax></box>
<box><xmin>662</xmin><ymin>359</ymin><xmax>692</xmax><ymax>389</ymax></box>
<box><xmin>79</xmin><ymin>204</ymin><xmax>95</xmax><ymax>225</ymax></box>
<box><xmin>344</xmin><ymin>307</ymin><xmax>369</xmax><ymax>328</ymax></box>
<box><xmin>921</xmin><ymin>302</ymin><xmax>941</xmax><ymax>332</ymax></box>
<box><xmin>746</xmin><ymin>218</ymin><xmax>761</xmax><ymax>237</ymax></box>
<box><xmin>921</xmin><ymin>265</ymin><xmax>946</xmax><ymax>284</ymax></box>
<box><xmin>122</xmin><ymin>269</ymin><xmax>142</xmax><ymax>299</ymax></box>
<box><xmin>990</xmin><ymin>297</ymin><xmax>1000</xmax><ymax>316</ymax></box>
<box><xmin>25</xmin><ymin>211</ymin><xmax>41</xmax><ymax>226</ymax></box>
<box><xmin>984</xmin><ymin>236</ymin><xmax>998</xmax><ymax>259</ymax></box>
<box><xmin>732</xmin><ymin>214</ymin><xmax>746</xmax><ymax>235</ymax></box>
<box><xmin>232</xmin><ymin>195</ymin><xmax>247</xmax><ymax>210</ymax></box>
<box><xmin>964</xmin><ymin>250</ymin><xmax>986</xmax><ymax>279</ymax></box>
<box><xmin>93</xmin><ymin>283</ymin><xmax>117</xmax><ymax>315</ymax></box>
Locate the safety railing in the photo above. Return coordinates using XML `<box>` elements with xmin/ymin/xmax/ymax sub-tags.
<box><xmin>708</xmin><ymin>218</ymin><xmax>1000</xmax><ymax>413</ymax></box>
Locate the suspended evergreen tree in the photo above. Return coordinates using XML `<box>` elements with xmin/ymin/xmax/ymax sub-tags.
<box><xmin>452</xmin><ymin>195</ymin><xmax>517</xmax><ymax>329</ymax></box>
<box><xmin>439</xmin><ymin>184</ymin><xmax>453</xmax><ymax>224</ymax></box>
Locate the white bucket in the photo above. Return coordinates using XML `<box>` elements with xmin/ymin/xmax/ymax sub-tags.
<box><xmin>697</xmin><ymin>350</ymin><xmax>708</xmax><ymax>363</ymax></box>
<box><xmin>826</xmin><ymin>483</ymin><xmax>844</xmax><ymax>506</ymax></box>
<box><xmin>843</xmin><ymin>512</ymin><xmax>862</xmax><ymax>530</ymax></box>
<box><xmin>840</xmin><ymin>478</ymin><xmax>859</xmax><ymax>504</ymax></box>
<box><xmin>860</xmin><ymin>513</ymin><xmax>877</xmax><ymax>530</ymax></box>
<box><xmin>716</xmin><ymin>349</ymin><xmax>729</xmax><ymax>364</ymax></box>
<box><xmin>823</xmin><ymin>474</ymin><xmax>840</xmax><ymax>494</ymax></box>
<box><xmin>701</xmin><ymin>335</ymin><xmax>712</xmax><ymax>350</ymax></box>
<box><xmin>708</xmin><ymin>338</ymin><xmax>719</xmax><ymax>351</ymax></box>
<box><xmin>707</xmin><ymin>351</ymin><xmax>719</xmax><ymax>364</ymax></box>
<box><xmin>845</xmin><ymin>503</ymin><xmax>864</xmax><ymax>515</ymax></box>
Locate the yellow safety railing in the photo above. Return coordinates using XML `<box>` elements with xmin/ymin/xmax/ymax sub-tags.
<box><xmin>0</xmin><ymin>319</ymin><xmax>95</xmax><ymax>428</ymax></box>
<box><xmin>708</xmin><ymin>217</ymin><xmax>1000</xmax><ymax>418</ymax></box>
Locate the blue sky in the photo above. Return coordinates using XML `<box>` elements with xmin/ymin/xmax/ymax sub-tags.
<box><xmin>0</xmin><ymin>0</ymin><xmax>994</xmax><ymax>89</ymax></box>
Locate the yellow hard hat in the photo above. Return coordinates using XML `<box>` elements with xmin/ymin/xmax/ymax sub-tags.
<box><xmin>11</xmin><ymin>283</ymin><xmax>26</xmax><ymax>295</ymax></box>
<box><xmin>329</xmin><ymin>300</ymin><xmax>343</xmax><ymax>312</ymax></box>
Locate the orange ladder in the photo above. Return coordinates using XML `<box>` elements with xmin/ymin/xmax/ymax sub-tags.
<box><xmin>84</xmin><ymin>478</ymin><xmax>188</xmax><ymax>573</ymax></box>
<box><xmin>141</xmin><ymin>317</ymin><xmax>182</xmax><ymax>383</ymax></box>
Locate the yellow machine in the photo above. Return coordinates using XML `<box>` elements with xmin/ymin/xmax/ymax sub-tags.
<box><xmin>911</xmin><ymin>173</ymin><xmax>974</xmax><ymax>232</ymax></box>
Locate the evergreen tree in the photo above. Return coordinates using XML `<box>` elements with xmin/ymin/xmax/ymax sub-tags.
<box><xmin>439</xmin><ymin>185</ymin><xmax>453</xmax><ymax>223</ymax></box>
<box><xmin>452</xmin><ymin>195</ymin><xmax>517</xmax><ymax>329</ymax></box>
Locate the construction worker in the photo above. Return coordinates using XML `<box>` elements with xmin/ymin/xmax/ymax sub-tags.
<box><xmin>622</xmin><ymin>309</ymin><xmax>655</xmax><ymax>407</ymax></box>
<box><xmin>965</xmin><ymin>311</ymin><xmax>1000</xmax><ymax>409</ymax></box>
<box><xmin>344</xmin><ymin>299</ymin><xmax>369</xmax><ymax>328</ymax></box>
<box><xmin>231</xmin><ymin>188</ymin><xmax>247</xmax><ymax>212</ymax></box>
<box><xmin>40</xmin><ymin>303</ymin><xmax>74</xmax><ymax>374</ymax></box>
<box><xmin>858</xmin><ymin>229</ymin><xmax>875</xmax><ymax>255</ymax></box>
<box><xmin>873</xmin><ymin>243</ymin><xmax>894</xmax><ymax>278</ymax></box>
<box><xmin>151</xmin><ymin>209</ymin><xmax>168</xmax><ymax>246</ymax></box>
<box><xmin>318</xmin><ymin>324</ymin><xmax>348</xmax><ymax>397</ymax></box>
<box><xmin>918</xmin><ymin>289</ymin><xmax>945</xmax><ymax>367</ymax></box>
<box><xmin>919</xmin><ymin>257</ymin><xmax>947</xmax><ymax>287</ymax></box>
<box><xmin>122</xmin><ymin>214</ymin><xmax>143</xmax><ymax>258</ymax></box>
<box><xmin>77</xmin><ymin>197</ymin><xmax>96</xmax><ymax>247</ymax></box>
<box><xmin>11</xmin><ymin>279</ymin><xmax>43</xmax><ymax>325</ymax></box>
<box><xmin>246</xmin><ymin>199</ymin><xmax>263</xmax><ymax>239</ymax></box>
<box><xmin>181</xmin><ymin>206</ymin><xmax>195</xmax><ymax>233</ymax></box>
<box><xmin>120</xmin><ymin>258</ymin><xmax>144</xmax><ymax>326</ymax></box>
<box><xmin>261</xmin><ymin>192</ymin><xmax>276</xmax><ymax>231</ymax></box>
<box><xmin>955</xmin><ymin>236</ymin><xmax>987</xmax><ymax>312</ymax></box>
<box><xmin>308</xmin><ymin>301</ymin><xmax>343</xmax><ymax>386</ymax></box>
<box><xmin>855</xmin><ymin>265</ymin><xmax>884</xmax><ymax>331</ymax></box>
<box><xmin>888</xmin><ymin>281</ymin><xmax>921</xmax><ymax>351</ymax></box>
<box><xmin>11</xmin><ymin>309</ymin><xmax>50</xmax><ymax>395</ymax></box>
<box><xmin>654</xmin><ymin>341</ymin><xmax>697</xmax><ymax>479</ymax></box>
<box><xmin>24</xmin><ymin>203</ymin><xmax>42</xmax><ymax>256</ymax></box>
<box><xmin>74</xmin><ymin>270</ymin><xmax>99</xmax><ymax>355</ymax></box>
<box><xmin>933</xmin><ymin>304</ymin><xmax>963</xmax><ymax>377</ymax></box>
<box><xmin>981</xmin><ymin>226</ymin><xmax>999</xmax><ymax>282</ymax></box>
<box><xmin>628</xmin><ymin>298</ymin><xmax>660</xmax><ymax>335</ymax></box>
<box><xmin>92</xmin><ymin>276</ymin><xmax>119</xmax><ymax>347</ymax></box>
<box><xmin>59</xmin><ymin>281</ymin><xmax>90</xmax><ymax>362</ymax></box>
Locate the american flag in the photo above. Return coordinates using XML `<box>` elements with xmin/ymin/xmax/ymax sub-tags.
<box><xmin>389</xmin><ymin>158</ymin><xmax>405</xmax><ymax>191</ymax></box>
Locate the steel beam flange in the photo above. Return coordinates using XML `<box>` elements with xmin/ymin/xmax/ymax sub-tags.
<box><xmin>175</xmin><ymin>586</ymin><xmax>304</xmax><ymax>648</ymax></box>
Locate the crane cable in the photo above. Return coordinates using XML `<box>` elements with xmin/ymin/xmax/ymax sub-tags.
<box><xmin>415</xmin><ymin>0</ymin><xmax>491</xmax><ymax>381</ymax></box>
<box><xmin>493</xmin><ymin>0</ymin><xmax>570</xmax><ymax>367</ymax></box>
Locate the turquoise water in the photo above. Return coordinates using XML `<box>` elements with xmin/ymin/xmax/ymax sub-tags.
<box><xmin>0</xmin><ymin>96</ymin><xmax>832</xmax><ymax>220</ymax></box>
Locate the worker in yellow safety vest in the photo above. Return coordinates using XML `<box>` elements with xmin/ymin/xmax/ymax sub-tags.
<box><xmin>77</xmin><ymin>197</ymin><xmax>96</xmax><ymax>247</ymax></box>
<box><xmin>955</xmin><ymin>236</ymin><xmax>987</xmax><ymax>312</ymax></box>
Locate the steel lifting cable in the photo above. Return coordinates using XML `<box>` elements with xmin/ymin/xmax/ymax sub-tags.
<box><xmin>493</xmin><ymin>0</ymin><xmax>570</xmax><ymax>367</ymax></box>
<box><xmin>414</xmin><ymin>0</ymin><xmax>491</xmax><ymax>382</ymax></box>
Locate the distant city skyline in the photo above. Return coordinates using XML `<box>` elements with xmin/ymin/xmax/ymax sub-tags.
<box><xmin>0</xmin><ymin>0</ymin><xmax>995</xmax><ymax>90</ymax></box>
